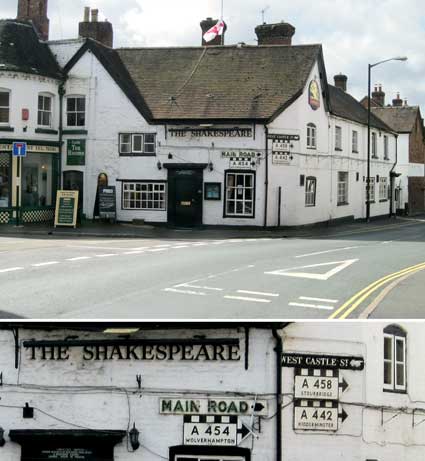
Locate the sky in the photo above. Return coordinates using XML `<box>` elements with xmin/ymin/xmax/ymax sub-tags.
<box><xmin>1</xmin><ymin>0</ymin><xmax>424</xmax><ymax>114</ymax></box>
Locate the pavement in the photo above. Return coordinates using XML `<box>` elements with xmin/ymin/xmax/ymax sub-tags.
<box><xmin>0</xmin><ymin>216</ymin><xmax>424</xmax><ymax>320</ymax></box>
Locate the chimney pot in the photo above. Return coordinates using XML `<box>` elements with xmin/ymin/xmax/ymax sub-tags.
<box><xmin>91</xmin><ymin>9</ymin><xmax>99</xmax><ymax>22</ymax></box>
<box><xmin>392</xmin><ymin>93</ymin><xmax>403</xmax><ymax>107</ymax></box>
<box><xmin>334</xmin><ymin>74</ymin><xmax>348</xmax><ymax>92</ymax></box>
<box><xmin>83</xmin><ymin>7</ymin><xmax>90</xmax><ymax>22</ymax></box>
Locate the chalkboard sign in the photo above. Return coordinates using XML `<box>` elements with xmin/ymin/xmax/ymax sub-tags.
<box><xmin>54</xmin><ymin>190</ymin><xmax>79</xmax><ymax>228</ymax></box>
<box><xmin>99</xmin><ymin>186</ymin><xmax>116</xmax><ymax>221</ymax></box>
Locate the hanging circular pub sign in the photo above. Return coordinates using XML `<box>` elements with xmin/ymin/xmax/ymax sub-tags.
<box><xmin>308</xmin><ymin>79</ymin><xmax>321</xmax><ymax>110</ymax></box>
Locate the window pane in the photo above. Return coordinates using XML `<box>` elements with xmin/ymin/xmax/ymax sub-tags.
<box><xmin>44</xmin><ymin>96</ymin><xmax>52</xmax><ymax>111</ymax></box>
<box><xmin>396</xmin><ymin>338</ymin><xmax>404</xmax><ymax>361</ymax></box>
<box><xmin>384</xmin><ymin>361</ymin><xmax>392</xmax><ymax>385</ymax></box>
<box><xmin>76</xmin><ymin>113</ymin><xmax>85</xmax><ymax>126</ymax></box>
<box><xmin>396</xmin><ymin>363</ymin><xmax>405</xmax><ymax>387</ymax></box>
<box><xmin>384</xmin><ymin>336</ymin><xmax>392</xmax><ymax>360</ymax></box>
<box><xmin>0</xmin><ymin>92</ymin><xmax>9</xmax><ymax>107</ymax></box>
<box><xmin>133</xmin><ymin>135</ymin><xmax>143</xmax><ymax>151</ymax></box>
<box><xmin>67</xmin><ymin>98</ymin><xmax>75</xmax><ymax>111</ymax></box>
<box><xmin>77</xmin><ymin>98</ymin><xmax>85</xmax><ymax>111</ymax></box>
<box><xmin>67</xmin><ymin>113</ymin><xmax>76</xmax><ymax>126</ymax></box>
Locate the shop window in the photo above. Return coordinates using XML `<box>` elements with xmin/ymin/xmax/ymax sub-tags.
<box><xmin>365</xmin><ymin>177</ymin><xmax>375</xmax><ymax>203</ymax></box>
<box><xmin>305</xmin><ymin>176</ymin><xmax>316</xmax><ymax>207</ymax></box>
<box><xmin>0</xmin><ymin>89</ymin><xmax>10</xmax><ymax>124</ymax></box>
<box><xmin>352</xmin><ymin>130</ymin><xmax>358</xmax><ymax>153</ymax></box>
<box><xmin>0</xmin><ymin>153</ymin><xmax>10</xmax><ymax>208</ymax></box>
<box><xmin>119</xmin><ymin>133</ymin><xmax>156</xmax><ymax>155</ymax></box>
<box><xmin>66</xmin><ymin>96</ymin><xmax>86</xmax><ymax>127</ymax></box>
<box><xmin>122</xmin><ymin>181</ymin><xmax>166</xmax><ymax>210</ymax></box>
<box><xmin>224</xmin><ymin>171</ymin><xmax>255</xmax><ymax>218</ymax></box>
<box><xmin>337</xmin><ymin>171</ymin><xmax>348</xmax><ymax>205</ymax></box>
<box><xmin>335</xmin><ymin>126</ymin><xmax>342</xmax><ymax>150</ymax></box>
<box><xmin>306</xmin><ymin>123</ymin><xmax>316</xmax><ymax>149</ymax></box>
<box><xmin>22</xmin><ymin>153</ymin><xmax>55</xmax><ymax>208</ymax></box>
<box><xmin>38</xmin><ymin>93</ymin><xmax>53</xmax><ymax>127</ymax></box>
<box><xmin>384</xmin><ymin>325</ymin><xmax>407</xmax><ymax>392</ymax></box>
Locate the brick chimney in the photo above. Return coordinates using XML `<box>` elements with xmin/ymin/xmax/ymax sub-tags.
<box><xmin>200</xmin><ymin>18</ymin><xmax>227</xmax><ymax>46</ymax></box>
<box><xmin>393</xmin><ymin>93</ymin><xmax>403</xmax><ymax>107</ymax></box>
<box><xmin>371</xmin><ymin>84</ymin><xmax>385</xmax><ymax>107</ymax></box>
<box><xmin>79</xmin><ymin>7</ymin><xmax>113</xmax><ymax>47</ymax></box>
<box><xmin>255</xmin><ymin>21</ymin><xmax>295</xmax><ymax>45</ymax></box>
<box><xmin>17</xmin><ymin>0</ymin><xmax>50</xmax><ymax>41</ymax></box>
<box><xmin>334</xmin><ymin>74</ymin><xmax>348</xmax><ymax>92</ymax></box>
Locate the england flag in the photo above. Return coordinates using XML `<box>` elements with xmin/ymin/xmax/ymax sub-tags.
<box><xmin>203</xmin><ymin>20</ymin><xmax>225</xmax><ymax>43</ymax></box>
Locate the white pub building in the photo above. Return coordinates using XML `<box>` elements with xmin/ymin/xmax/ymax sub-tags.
<box><xmin>0</xmin><ymin>1</ymin><xmax>397</xmax><ymax>228</ymax></box>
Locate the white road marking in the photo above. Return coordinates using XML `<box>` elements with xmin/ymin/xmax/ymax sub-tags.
<box><xmin>164</xmin><ymin>288</ymin><xmax>206</xmax><ymax>296</ymax></box>
<box><xmin>183</xmin><ymin>284</ymin><xmax>223</xmax><ymax>291</ymax></box>
<box><xmin>154</xmin><ymin>244</ymin><xmax>172</xmax><ymax>248</ymax></box>
<box><xmin>172</xmin><ymin>245</ymin><xmax>189</xmax><ymax>249</ymax></box>
<box><xmin>0</xmin><ymin>267</ymin><xmax>24</xmax><ymax>273</ymax></box>
<box><xmin>192</xmin><ymin>243</ymin><xmax>208</xmax><ymax>246</ymax></box>
<box><xmin>381</xmin><ymin>241</ymin><xmax>393</xmax><ymax>244</ymax></box>
<box><xmin>295</xmin><ymin>246</ymin><xmax>361</xmax><ymax>259</ymax></box>
<box><xmin>68</xmin><ymin>245</ymin><xmax>133</xmax><ymax>251</ymax></box>
<box><xmin>123</xmin><ymin>251</ymin><xmax>145</xmax><ymax>255</ymax></box>
<box><xmin>66</xmin><ymin>256</ymin><xmax>92</xmax><ymax>261</ymax></box>
<box><xmin>32</xmin><ymin>261</ymin><xmax>60</xmax><ymax>267</ymax></box>
<box><xmin>265</xmin><ymin>259</ymin><xmax>358</xmax><ymax>281</ymax></box>
<box><xmin>299</xmin><ymin>296</ymin><xmax>338</xmax><ymax>303</ymax></box>
<box><xmin>147</xmin><ymin>248</ymin><xmax>169</xmax><ymax>252</ymax></box>
<box><xmin>212</xmin><ymin>241</ymin><xmax>226</xmax><ymax>245</ymax></box>
<box><xmin>224</xmin><ymin>295</ymin><xmax>271</xmax><ymax>304</ymax></box>
<box><xmin>95</xmin><ymin>254</ymin><xmax>117</xmax><ymax>258</ymax></box>
<box><xmin>237</xmin><ymin>290</ymin><xmax>279</xmax><ymax>297</ymax></box>
<box><xmin>289</xmin><ymin>302</ymin><xmax>334</xmax><ymax>310</ymax></box>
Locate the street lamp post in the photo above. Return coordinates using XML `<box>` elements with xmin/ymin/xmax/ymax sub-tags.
<box><xmin>366</xmin><ymin>56</ymin><xmax>407</xmax><ymax>222</ymax></box>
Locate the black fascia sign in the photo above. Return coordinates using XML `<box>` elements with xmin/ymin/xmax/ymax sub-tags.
<box><xmin>282</xmin><ymin>353</ymin><xmax>364</xmax><ymax>371</ymax></box>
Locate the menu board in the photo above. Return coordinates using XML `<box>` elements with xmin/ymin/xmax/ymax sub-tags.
<box><xmin>99</xmin><ymin>186</ymin><xmax>116</xmax><ymax>221</ymax></box>
<box><xmin>54</xmin><ymin>190</ymin><xmax>79</xmax><ymax>228</ymax></box>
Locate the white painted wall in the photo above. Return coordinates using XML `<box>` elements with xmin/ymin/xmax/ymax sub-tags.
<box><xmin>281</xmin><ymin>322</ymin><xmax>425</xmax><ymax>461</ymax></box>
<box><xmin>0</xmin><ymin>327</ymin><xmax>277</xmax><ymax>461</ymax></box>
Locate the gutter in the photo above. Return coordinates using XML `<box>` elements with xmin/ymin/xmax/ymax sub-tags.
<box><xmin>389</xmin><ymin>134</ymin><xmax>399</xmax><ymax>217</ymax></box>
<box><xmin>58</xmin><ymin>81</ymin><xmax>66</xmax><ymax>191</ymax></box>
<box><xmin>272</xmin><ymin>328</ymin><xmax>282</xmax><ymax>461</ymax></box>
<box><xmin>264</xmin><ymin>125</ymin><xmax>269</xmax><ymax>228</ymax></box>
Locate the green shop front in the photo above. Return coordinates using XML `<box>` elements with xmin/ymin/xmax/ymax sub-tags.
<box><xmin>0</xmin><ymin>140</ymin><xmax>60</xmax><ymax>225</ymax></box>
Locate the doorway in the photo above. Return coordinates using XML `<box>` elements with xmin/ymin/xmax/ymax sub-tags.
<box><xmin>168</xmin><ymin>168</ymin><xmax>203</xmax><ymax>227</ymax></box>
<box><xmin>63</xmin><ymin>170</ymin><xmax>84</xmax><ymax>213</ymax></box>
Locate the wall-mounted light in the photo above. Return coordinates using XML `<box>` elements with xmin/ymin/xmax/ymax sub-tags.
<box><xmin>129</xmin><ymin>423</ymin><xmax>140</xmax><ymax>451</ymax></box>
<box><xmin>0</xmin><ymin>427</ymin><xmax>5</xmax><ymax>447</ymax></box>
<box><xmin>208</xmin><ymin>161</ymin><xmax>213</xmax><ymax>172</ymax></box>
<box><xmin>157</xmin><ymin>161</ymin><xmax>162</xmax><ymax>170</ymax></box>
<box><xmin>168</xmin><ymin>153</ymin><xmax>173</xmax><ymax>159</ymax></box>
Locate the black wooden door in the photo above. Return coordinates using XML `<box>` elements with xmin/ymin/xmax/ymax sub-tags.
<box><xmin>168</xmin><ymin>169</ymin><xmax>203</xmax><ymax>227</ymax></box>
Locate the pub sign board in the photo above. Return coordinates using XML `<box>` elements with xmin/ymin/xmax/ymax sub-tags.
<box><xmin>282</xmin><ymin>353</ymin><xmax>364</xmax><ymax>370</ymax></box>
<box><xmin>54</xmin><ymin>190</ymin><xmax>79</xmax><ymax>228</ymax></box>
<box><xmin>160</xmin><ymin>398</ymin><xmax>268</xmax><ymax>416</ymax></box>
<box><xmin>67</xmin><ymin>139</ymin><xmax>86</xmax><ymax>166</ymax></box>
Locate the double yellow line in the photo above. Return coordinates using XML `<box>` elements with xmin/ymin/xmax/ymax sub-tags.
<box><xmin>330</xmin><ymin>262</ymin><xmax>425</xmax><ymax>319</ymax></box>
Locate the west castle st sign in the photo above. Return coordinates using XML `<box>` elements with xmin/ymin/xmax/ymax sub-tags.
<box><xmin>23</xmin><ymin>341</ymin><xmax>241</xmax><ymax>362</ymax></box>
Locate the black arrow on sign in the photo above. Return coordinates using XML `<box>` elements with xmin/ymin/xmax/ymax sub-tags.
<box><xmin>339</xmin><ymin>377</ymin><xmax>349</xmax><ymax>393</ymax></box>
<box><xmin>253</xmin><ymin>403</ymin><xmax>265</xmax><ymax>412</ymax></box>
<box><xmin>237</xmin><ymin>423</ymin><xmax>251</xmax><ymax>440</ymax></box>
<box><xmin>339</xmin><ymin>408</ymin><xmax>348</xmax><ymax>423</ymax></box>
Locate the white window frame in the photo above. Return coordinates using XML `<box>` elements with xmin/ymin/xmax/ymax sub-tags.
<box><xmin>371</xmin><ymin>132</ymin><xmax>377</xmax><ymax>158</ymax></box>
<box><xmin>366</xmin><ymin>177</ymin><xmax>375</xmax><ymax>202</ymax></box>
<box><xmin>66</xmin><ymin>95</ymin><xmax>86</xmax><ymax>127</ymax></box>
<box><xmin>225</xmin><ymin>171</ymin><xmax>255</xmax><ymax>218</ymax></box>
<box><xmin>335</xmin><ymin>126</ymin><xmax>342</xmax><ymax>150</ymax></box>
<box><xmin>352</xmin><ymin>130</ymin><xmax>358</xmax><ymax>153</ymax></box>
<box><xmin>0</xmin><ymin>88</ymin><xmax>11</xmax><ymax>125</ymax></box>
<box><xmin>119</xmin><ymin>133</ymin><xmax>157</xmax><ymax>155</ymax></box>
<box><xmin>307</xmin><ymin>123</ymin><xmax>316</xmax><ymax>149</ymax></box>
<box><xmin>337</xmin><ymin>171</ymin><xmax>348</xmax><ymax>205</ymax></box>
<box><xmin>379</xmin><ymin>177</ymin><xmax>388</xmax><ymax>201</ymax></box>
<box><xmin>305</xmin><ymin>176</ymin><xmax>316</xmax><ymax>207</ymax></box>
<box><xmin>37</xmin><ymin>93</ymin><xmax>53</xmax><ymax>127</ymax></box>
<box><xmin>384</xmin><ymin>135</ymin><xmax>389</xmax><ymax>160</ymax></box>
<box><xmin>383</xmin><ymin>329</ymin><xmax>406</xmax><ymax>392</ymax></box>
<box><xmin>122</xmin><ymin>181</ymin><xmax>166</xmax><ymax>210</ymax></box>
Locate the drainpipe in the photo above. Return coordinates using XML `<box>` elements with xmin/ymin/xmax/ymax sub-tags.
<box><xmin>264</xmin><ymin>125</ymin><xmax>269</xmax><ymax>228</ymax></box>
<box><xmin>272</xmin><ymin>328</ymin><xmax>282</xmax><ymax>461</ymax></box>
<box><xmin>58</xmin><ymin>82</ymin><xmax>66</xmax><ymax>193</ymax></box>
<box><xmin>389</xmin><ymin>134</ymin><xmax>398</xmax><ymax>217</ymax></box>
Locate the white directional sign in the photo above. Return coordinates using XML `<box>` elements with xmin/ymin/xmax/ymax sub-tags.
<box><xmin>160</xmin><ymin>398</ymin><xmax>268</xmax><ymax>416</ymax></box>
<box><xmin>295</xmin><ymin>371</ymin><xmax>339</xmax><ymax>400</ymax></box>
<box><xmin>294</xmin><ymin>400</ymin><xmax>348</xmax><ymax>431</ymax></box>
<box><xmin>265</xmin><ymin>259</ymin><xmax>358</xmax><ymax>281</ymax></box>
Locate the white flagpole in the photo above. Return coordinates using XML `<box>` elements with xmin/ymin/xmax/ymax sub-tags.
<box><xmin>220</xmin><ymin>0</ymin><xmax>224</xmax><ymax>45</ymax></box>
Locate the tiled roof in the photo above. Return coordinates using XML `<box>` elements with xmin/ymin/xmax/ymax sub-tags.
<box><xmin>116</xmin><ymin>44</ymin><xmax>323</xmax><ymax>121</ymax></box>
<box><xmin>329</xmin><ymin>85</ymin><xmax>393</xmax><ymax>132</ymax></box>
<box><xmin>371</xmin><ymin>106</ymin><xmax>421</xmax><ymax>133</ymax></box>
<box><xmin>0</xmin><ymin>20</ymin><xmax>62</xmax><ymax>79</ymax></box>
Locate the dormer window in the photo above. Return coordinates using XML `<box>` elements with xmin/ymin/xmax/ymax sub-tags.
<box><xmin>0</xmin><ymin>89</ymin><xmax>10</xmax><ymax>124</ymax></box>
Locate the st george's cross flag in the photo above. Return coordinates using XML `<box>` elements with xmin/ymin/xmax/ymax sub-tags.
<box><xmin>203</xmin><ymin>20</ymin><xmax>225</xmax><ymax>43</ymax></box>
